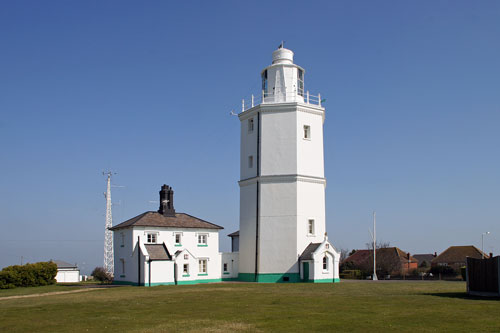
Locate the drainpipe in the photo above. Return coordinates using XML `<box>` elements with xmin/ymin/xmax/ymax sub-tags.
<box><xmin>148</xmin><ymin>260</ymin><xmax>151</xmax><ymax>287</ymax></box>
<box><xmin>137</xmin><ymin>236</ymin><xmax>141</xmax><ymax>286</ymax></box>
<box><xmin>254</xmin><ymin>111</ymin><xmax>261</xmax><ymax>282</ymax></box>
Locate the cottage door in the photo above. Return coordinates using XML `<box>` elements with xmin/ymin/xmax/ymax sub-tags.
<box><xmin>303</xmin><ymin>262</ymin><xmax>310</xmax><ymax>282</ymax></box>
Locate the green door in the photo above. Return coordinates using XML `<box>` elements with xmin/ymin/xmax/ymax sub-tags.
<box><xmin>303</xmin><ymin>262</ymin><xmax>310</xmax><ymax>282</ymax></box>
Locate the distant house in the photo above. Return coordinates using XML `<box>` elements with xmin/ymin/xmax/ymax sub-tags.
<box><xmin>54</xmin><ymin>260</ymin><xmax>80</xmax><ymax>283</ymax></box>
<box><xmin>343</xmin><ymin>247</ymin><xmax>418</xmax><ymax>276</ymax></box>
<box><xmin>432</xmin><ymin>246</ymin><xmax>489</xmax><ymax>270</ymax></box>
<box><xmin>413</xmin><ymin>253</ymin><xmax>436</xmax><ymax>268</ymax></box>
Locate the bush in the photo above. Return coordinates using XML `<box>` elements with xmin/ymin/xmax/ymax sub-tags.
<box><xmin>0</xmin><ymin>262</ymin><xmax>57</xmax><ymax>289</ymax></box>
<box><xmin>460</xmin><ymin>266</ymin><xmax>466</xmax><ymax>281</ymax></box>
<box><xmin>91</xmin><ymin>267</ymin><xmax>113</xmax><ymax>283</ymax></box>
<box><xmin>430</xmin><ymin>265</ymin><xmax>456</xmax><ymax>276</ymax></box>
<box><xmin>339</xmin><ymin>269</ymin><xmax>363</xmax><ymax>279</ymax></box>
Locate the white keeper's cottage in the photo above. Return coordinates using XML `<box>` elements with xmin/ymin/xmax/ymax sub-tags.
<box><xmin>111</xmin><ymin>46</ymin><xmax>339</xmax><ymax>285</ymax></box>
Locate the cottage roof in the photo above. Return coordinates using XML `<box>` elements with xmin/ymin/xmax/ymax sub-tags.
<box><xmin>228</xmin><ymin>230</ymin><xmax>239</xmax><ymax>237</ymax></box>
<box><xmin>144</xmin><ymin>244</ymin><xmax>172</xmax><ymax>260</ymax></box>
<box><xmin>53</xmin><ymin>260</ymin><xmax>78</xmax><ymax>269</ymax></box>
<box><xmin>432</xmin><ymin>245</ymin><xmax>488</xmax><ymax>264</ymax></box>
<box><xmin>299</xmin><ymin>243</ymin><xmax>322</xmax><ymax>260</ymax></box>
<box><xmin>110</xmin><ymin>211</ymin><xmax>223</xmax><ymax>231</ymax></box>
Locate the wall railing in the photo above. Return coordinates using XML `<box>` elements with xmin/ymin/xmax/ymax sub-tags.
<box><xmin>241</xmin><ymin>89</ymin><xmax>323</xmax><ymax>112</ymax></box>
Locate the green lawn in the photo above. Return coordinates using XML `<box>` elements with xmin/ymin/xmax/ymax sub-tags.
<box><xmin>0</xmin><ymin>281</ymin><xmax>499</xmax><ymax>332</ymax></box>
<box><xmin>0</xmin><ymin>284</ymin><xmax>85</xmax><ymax>297</ymax></box>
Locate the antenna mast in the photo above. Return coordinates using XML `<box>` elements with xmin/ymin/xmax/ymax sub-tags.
<box><xmin>373</xmin><ymin>211</ymin><xmax>378</xmax><ymax>281</ymax></box>
<box><xmin>103</xmin><ymin>171</ymin><xmax>114</xmax><ymax>276</ymax></box>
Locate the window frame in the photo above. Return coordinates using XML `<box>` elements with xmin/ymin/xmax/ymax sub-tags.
<box><xmin>303</xmin><ymin>125</ymin><xmax>311</xmax><ymax>140</ymax></box>
<box><xmin>175</xmin><ymin>233</ymin><xmax>182</xmax><ymax>246</ymax></box>
<box><xmin>307</xmin><ymin>219</ymin><xmax>315</xmax><ymax>236</ymax></box>
<box><xmin>197</xmin><ymin>234</ymin><xmax>208</xmax><ymax>247</ymax></box>
<box><xmin>323</xmin><ymin>256</ymin><xmax>328</xmax><ymax>271</ymax></box>
<box><xmin>146</xmin><ymin>233</ymin><xmax>157</xmax><ymax>244</ymax></box>
<box><xmin>248</xmin><ymin>118</ymin><xmax>254</xmax><ymax>133</ymax></box>
<box><xmin>248</xmin><ymin>155</ymin><xmax>253</xmax><ymax>169</ymax></box>
<box><xmin>183</xmin><ymin>263</ymin><xmax>189</xmax><ymax>276</ymax></box>
<box><xmin>198</xmin><ymin>259</ymin><xmax>208</xmax><ymax>275</ymax></box>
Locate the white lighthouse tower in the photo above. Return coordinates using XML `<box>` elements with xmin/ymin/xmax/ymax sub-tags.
<box><xmin>237</xmin><ymin>46</ymin><xmax>340</xmax><ymax>283</ymax></box>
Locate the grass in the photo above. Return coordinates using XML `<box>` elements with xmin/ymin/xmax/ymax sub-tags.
<box><xmin>0</xmin><ymin>281</ymin><xmax>499</xmax><ymax>332</ymax></box>
<box><xmin>0</xmin><ymin>284</ymin><xmax>85</xmax><ymax>297</ymax></box>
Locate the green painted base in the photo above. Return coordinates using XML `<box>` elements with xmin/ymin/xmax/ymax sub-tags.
<box><xmin>176</xmin><ymin>278</ymin><xmax>222</xmax><ymax>285</ymax></box>
<box><xmin>312</xmin><ymin>278</ymin><xmax>340</xmax><ymax>283</ymax></box>
<box><xmin>238</xmin><ymin>273</ymin><xmax>301</xmax><ymax>283</ymax></box>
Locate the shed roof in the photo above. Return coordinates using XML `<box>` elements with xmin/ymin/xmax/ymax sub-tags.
<box><xmin>53</xmin><ymin>260</ymin><xmax>78</xmax><ymax>269</ymax></box>
<box><xmin>144</xmin><ymin>244</ymin><xmax>172</xmax><ymax>260</ymax></box>
<box><xmin>228</xmin><ymin>230</ymin><xmax>239</xmax><ymax>237</ymax></box>
<box><xmin>299</xmin><ymin>243</ymin><xmax>322</xmax><ymax>260</ymax></box>
<box><xmin>110</xmin><ymin>212</ymin><xmax>223</xmax><ymax>231</ymax></box>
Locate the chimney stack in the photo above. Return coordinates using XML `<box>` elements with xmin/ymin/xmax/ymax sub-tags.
<box><xmin>158</xmin><ymin>185</ymin><xmax>175</xmax><ymax>216</ymax></box>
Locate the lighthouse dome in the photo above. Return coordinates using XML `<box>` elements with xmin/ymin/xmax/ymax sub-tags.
<box><xmin>272</xmin><ymin>48</ymin><xmax>294</xmax><ymax>64</ymax></box>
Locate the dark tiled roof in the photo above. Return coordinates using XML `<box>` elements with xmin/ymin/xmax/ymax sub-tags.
<box><xmin>110</xmin><ymin>212</ymin><xmax>223</xmax><ymax>231</ymax></box>
<box><xmin>413</xmin><ymin>254</ymin><xmax>435</xmax><ymax>265</ymax></box>
<box><xmin>432</xmin><ymin>246</ymin><xmax>488</xmax><ymax>264</ymax></box>
<box><xmin>299</xmin><ymin>243</ymin><xmax>321</xmax><ymax>260</ymax></box>
<box><xmin>145</xmin><ymin>244</ymin><xmax>172</xmax><ymax>260</ymax></box>
<box><xmin>228</xmin><ymin>230</ymin><xmax>239</xmax><ymax>237</ymax></box>
<box><xmin>343</xmin><ymin>247</ymin><xmax>418</xmax><ymax>265</ymax></box>
<box><xmin>53</xmin><ymin>260</ymin><xmax>78</xmax><ymax>269</ymax></box>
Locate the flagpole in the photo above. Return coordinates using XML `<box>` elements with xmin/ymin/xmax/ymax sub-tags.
<box><xmin>373</xmin><ymin>211</ymin><xmax>378</xmax><ymax>281</ymax></box>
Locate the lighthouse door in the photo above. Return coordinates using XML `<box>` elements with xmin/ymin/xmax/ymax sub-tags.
<box><xmin>303</xmin><ymin>262</ymin><xmax>310</xmax><ymax>282</ymax></box>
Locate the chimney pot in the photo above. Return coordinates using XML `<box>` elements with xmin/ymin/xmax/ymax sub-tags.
<box><xmin>158</xmin><ymin>184</ymin><xmax>175</xmax><ymax>216</ymax></box>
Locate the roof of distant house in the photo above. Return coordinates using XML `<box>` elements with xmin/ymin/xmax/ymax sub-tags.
<box><xmin>413</xmin><ymin>254</ymin><xmax>435</xmax><ymax>265</ymax></box>
<box><xmin>432</xmin><ymin>245</ymin><xmax>488</xmax><ymax>264</ymax></box>
<box><xmin>110</xmin><ymin>212</ymin><xmax>223</xmax><ymax>231</ymax></box>
<box><xmin>53</xmin><ymin>260</ymin><xmax>78</xmax><ymax>269</ymax></box>
<box><xmin>343</xmin><ymin>247</ymin><xmax>418</xmax><ymax>265</ymax></box>
<box><xmin>299</xmin><ymin>243</ymin><xmax>322</xmax><ymax>260</ymax></box>
<box><xmin>228</xmin><ymin>230</ymin><xmax>239</xmax><ymax>237</ymax></box>
<box><xmin>144</xmin><ymin>244</ymin><xmax>172</xmax><ymax>260</ymax></box>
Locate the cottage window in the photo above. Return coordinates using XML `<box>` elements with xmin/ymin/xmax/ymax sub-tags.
<box><xmin>184</xmin><ymin>254</ymin><xmax>189</xmax><ymax>260</ymax></box>
<box><xmin>304</xmin><ymin>125</ymin><xmax>311</xmax><ymax>139</ymax></box>
<box><xmin>323</xmin><ymin>256</ymin><xmax>328</xmax><ymax>271</ymax></box>
<box><xmin>183</xmin><ymin>264</ymin><xmax>189</xmax><ymax>275</ymax></box>
<box><xmin>198</xmin><ymin>234</ymin><xmax>207</xmax><ymax>246</ymax></box>
<box><xmin>199</xmin><ymin>259</ymin><xmax>207</xmax><ymax>274</ymax></box>
<box><xmin>175</xmin><ymin>233</ymin><xmax>181</xmax><ymax>245</ymax></box>
<box><xmin>147</xmin><ymin>233</ymin><xmax>157</xmax><ymax>244</ymax></box>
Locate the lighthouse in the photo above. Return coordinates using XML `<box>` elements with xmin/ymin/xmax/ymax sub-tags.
<box><xmin>237</xmin><ymin>46</ymin><xmax>340</xmax><ymax>283</ymax></box>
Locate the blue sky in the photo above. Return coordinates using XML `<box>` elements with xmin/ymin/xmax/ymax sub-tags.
<box><xmin>1</xmin><ymin>1</ymin><xmax>499</xmax><ymax>273</ymax></box>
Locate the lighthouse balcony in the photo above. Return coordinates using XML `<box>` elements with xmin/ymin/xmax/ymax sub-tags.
<box><xmin>240</xmin><ymin>89</ymin><xmax>323</xmax><ymax>112</ymax></box>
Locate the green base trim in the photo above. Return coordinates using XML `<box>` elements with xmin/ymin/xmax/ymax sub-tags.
<box><xmin>120</xmin><ymin>245</ymin><xmax>124</xmax><ymax>247</ymax></box>
<box><xmin>113</xmin><ymin>280</ymin><xmax>176</xmax><ymax>287</ymax></box>
<box><xmin>176</xmin><ymin>278</ymin><xmax>222</xmax><ymax>285</ymax></box>
<box><xmin>312</xmin><ymin>278</ymin><xmax>340</xmax><ymax>283</ymax></box>
<box><xmin>175</xmin><ymin>244</ymin><xmax>182</xmax><ymax>247</ymax></box>
<box><xmin>119</xmin><ymin>275</ymin><xmax>126</xmax><ymax>278</ymax></box>
<box><xmin>238</xmin><ymin>273</ymin><xmax>301</xmax><ymax>283</ymax></box>
<box><xmin>197</xmin><ymin>244</ymin><xmax>208</xmax><ymax>247</ymax></box>
<box><xmin>182</xmin><ymin>274</ymin><xmax>190</xmax><ymax>277</ymax></box>
<box><xmin>113</xmin><ymin>280</ymin><xmax>138</xmax><ymax>286</ymax></box>
<box><xmin>198</xmin><ymin>273</ymin><xmax>208</xmax><ymax>276</ymax></box>
<box><xmin>223</xmin><ymin>272</ymin><xmax>230</xmax><ymax>275</ymax></box>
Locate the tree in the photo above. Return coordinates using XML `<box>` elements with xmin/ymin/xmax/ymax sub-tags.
<box><xmin>339</xmin><ymin>248</ymin><xmax>350</xmax><ymax>262</ymax></box>
<box><xmin>91</xmin><ymin>267</ymin><xmax>113</xmax><ymax>283</ymax></box>
<box><xmin>365</xmin><ymin>241</ymin><xmax>391</xmax><ymax>250</ymax></box>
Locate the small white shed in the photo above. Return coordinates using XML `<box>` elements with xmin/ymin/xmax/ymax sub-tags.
<box><xmin>54</xmin><ymin>260</ymin><xmax>80</xmax><ymax>283</ymax></box>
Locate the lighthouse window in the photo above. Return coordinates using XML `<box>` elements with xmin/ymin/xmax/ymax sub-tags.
<box><xmin>303</xmin><ymin>125</ymin><xmax>311</xmax><ymax>140</ymax></box>
<box><xmin>248</xmin><ymin>118</ymin><xmax>254</xmax><ymax>132</ymax></box>
<box><xmin>298</xmin><ymin>69</ymin><xmax>304</xmax><ymax>96</ymax></box>
<box><xmin>308</xmin><ymin>219</ymin><xmax>315</xmax><ymax>235</ymax></box>
<box><xmin>248</xmin><ymin>155</ymin><xmax>253</xmax><ymax>168</ymax></box>
<box><xmin>262</xmin><ymin>70</ymin><xmax>268</xmax><ymax>95</ymax></box>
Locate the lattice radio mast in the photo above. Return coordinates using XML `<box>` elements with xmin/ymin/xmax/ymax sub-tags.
<box><xmin>103</xmin><ymin>171</ymin><xmax>114</xmax><ymax>276</ymax></box>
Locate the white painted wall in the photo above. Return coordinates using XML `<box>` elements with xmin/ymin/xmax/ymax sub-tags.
<box><xmin>238</xmin><ymin>183</ymin><xmax>257</xmax><ymax>274</ymax></box>
<box><xmin>221</xmin><ymin>252</ymin><xmax>239</xmax><ymax>279</ymax></box>
<box><xmin>55</xmin><ymin>269</ymin><xmax>80</xmax><ymax>283</ymax></box>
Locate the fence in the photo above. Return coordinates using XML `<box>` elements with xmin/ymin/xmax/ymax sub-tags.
<box><xmin>466</xmin><ymin>256</ymin><xmax>500</xmax><ymax>297</ymax></box>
